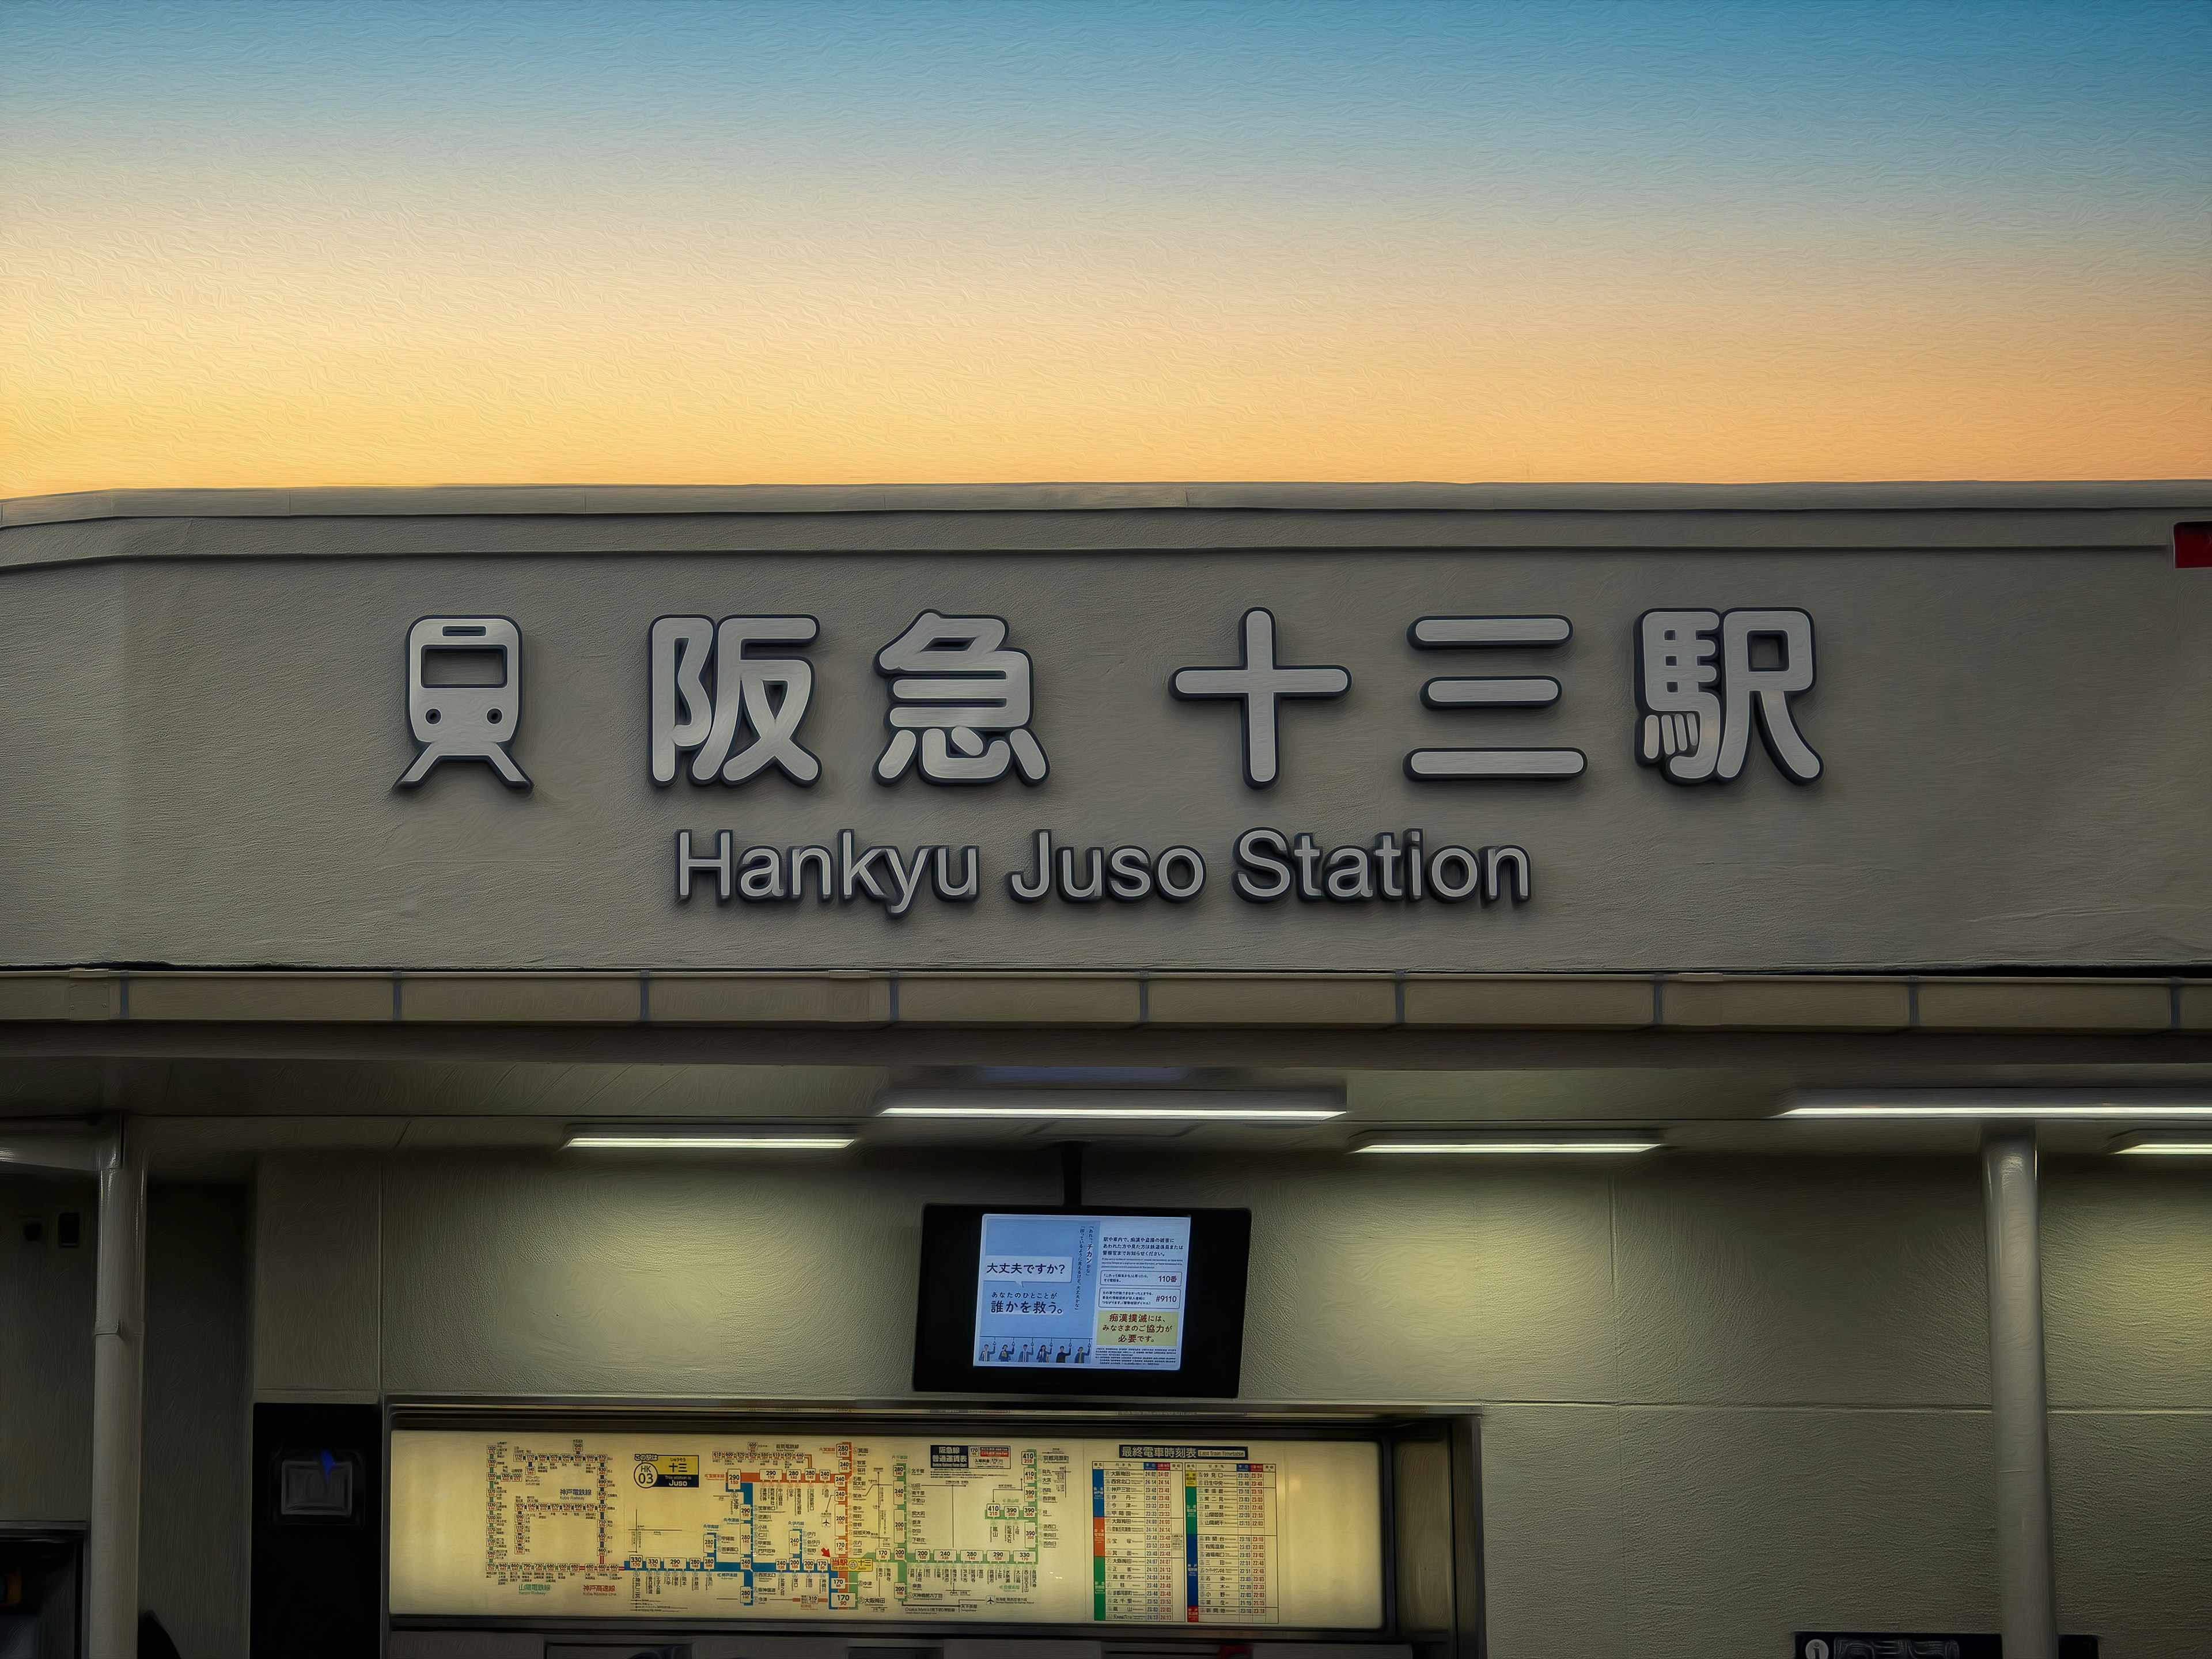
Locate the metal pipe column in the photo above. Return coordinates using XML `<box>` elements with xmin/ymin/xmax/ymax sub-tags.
<box><xmin>88</xmin><ymin>1116</ymin><xmax>149</xmax><ymax>1659</ymax></box>
<box><xmin>1982</xmin><ymin>1125</ymin><xmax>2059</xmax><ymax>1659</ymax></box>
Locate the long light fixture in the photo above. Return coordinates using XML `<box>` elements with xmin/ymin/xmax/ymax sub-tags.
<box><xmin>1781</xmin><ymin>1089</ymin><xmax>2212</xmax><ymax>1121</ymax></box>
<box><xmin>1354</xmin><ymin>1137</ymin><xmax>1661</xmax><ymax>1156</ymax></box>
<box><xmin>2111</xmin><ymin>1134</ymin><xmax>2212</xmax><ymax>1157</ymax></box>
<box><xmin>565</xmin><ymin>1126</ymin><xmax>853</xmax><ymax>1150</ymax></box>
<box><xmin>876</xmin><ymin>1089</ymin><xmax>1342</xmax><ymax>1122</ymax></box>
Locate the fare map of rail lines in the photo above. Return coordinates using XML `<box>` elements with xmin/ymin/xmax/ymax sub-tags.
<box><xmin>389</xmin><ymin>1429</ymin><xmax>1382</xmax><ymax>1628</ymax></box>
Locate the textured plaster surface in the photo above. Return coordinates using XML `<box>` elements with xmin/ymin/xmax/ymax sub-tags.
<box><xmin>1612</xmin><ymin>1157</ymin><xmax>1991</xmax><ymax>1406</ymax></box>
<box><xmin>2042</xmin><ymin>1164</ymin><xmax>2212</xmax><ymax>1409</ymax></box>
<box><xmin>377</xmin><ymin>1149</ymin><xmax>1059</xmax><ymax>1397</ymax></box>
<box><xmin>1618</xmin><ymin>1406</ymin><xmax>2001</xmax><ymax>1650</ymax></box>
<box><xmin>2</xmin><ymin>537</ymin><xmax>2209</xmax><ymax>973</ymax></box>
<box><xmin>252</xmin><ymin>1152</ymin><xmax>381</xmax><ymax>1395</ymax></box>
<box><xmin>0</xmin><ymin>1172</ymin><xmax>96</xmax><ymax>1521</ymax></box>
<box><xmin>139</xmin><ymin>1184</ymin><xmax>250</xmax><ymax>1659</ymax></box>
<box><xmin>10</xmin><ymin>1152</ymin><xmax>2206</xmax><ymax>1654</ymax></box>
<box><xmin>1475</xmin><ymin>1403</ymin><xmax>1628</xmax><ymax>1657</ymax></box>
<box><xmin>0</xmin><ymin>1179</ymin><xmax>251</xmax><ymax>1659</ymax></box>
<box><xmin>320</xmin><ymin>1150</ymin><xmax>2209</xmax><ymax>1652</ymax></box>
<box><xmin>1088</xmin><ymin>1153</ymin><xmax>1620</xmax><ymax>1403</ymax></box>
<box><xmin>2050</xmin><ymin>1410</ymin><xmax>2212</xmax><ymax>1656</ymax></box>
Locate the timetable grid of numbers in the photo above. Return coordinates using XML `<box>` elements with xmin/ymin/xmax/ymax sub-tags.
<box><xmin>1090</xmin><ymin>1457</ymin><xmax>1279</xmax><ymax>1624</ymax></box>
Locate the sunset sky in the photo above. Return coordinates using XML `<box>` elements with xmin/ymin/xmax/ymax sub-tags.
<box><xmin>4</xmin><ymin>1</ymin><xmax>2207</xmax><ymax>495</ymax></box>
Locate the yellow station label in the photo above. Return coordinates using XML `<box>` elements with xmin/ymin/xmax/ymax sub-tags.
<box><xmin>633</xmin><ymin>1453</ymin><xmax>701</xmax><ymax>1488</ymax></box>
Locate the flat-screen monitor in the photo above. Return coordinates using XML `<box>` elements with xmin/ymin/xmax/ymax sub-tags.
<box><xmin>912</xmin><ymin>1205</ymin><xmax>1252</xmax><ymax>1396</ymax></box>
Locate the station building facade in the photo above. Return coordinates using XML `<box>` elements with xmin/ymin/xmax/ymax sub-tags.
<box><xmin>2</xmin><ymin>483</ymin><xmax>2209</xmax><ymax>1659</ymax></box>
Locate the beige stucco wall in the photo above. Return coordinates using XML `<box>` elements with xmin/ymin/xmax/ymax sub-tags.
<box><xmin>7</xmin><ymin>1150</ymin><xmax>2207</xmax><ymax>1654</ymax></box>
<box><xmin>0</xmin><ymin>1172</ymin><xmax>97</xmax><ymax>1521</ymax></box>
<box><xmin>3</xmin><ymin>488</ymin><xmax>2210</xmax><ymax>978</ymax></box>
<box><xmin>230</xmin><ymin>1149</ymin><xmax>2212</xmax><ymax>1657</ymax></box>
<box><xmin>0</xmin><ymin>1177</ymin><xmax>249</xmax><ymax>1658</ymax></box>
<box><xmin>4</xmin><ymin>491</ymin><xmax>2206</xmax><ymax>1655</ymax></box>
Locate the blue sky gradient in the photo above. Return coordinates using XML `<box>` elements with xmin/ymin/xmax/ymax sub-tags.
<box><xmin>5</xmin><ymin>1</ymin><xmax>2206</xmax><ymax>488</ymax></box>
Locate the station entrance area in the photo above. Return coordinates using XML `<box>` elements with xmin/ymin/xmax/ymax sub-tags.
<box><xmin>2</xmin><ymin>483</ymin><xmax>2208</xmax><ymax>1658</ymax></box>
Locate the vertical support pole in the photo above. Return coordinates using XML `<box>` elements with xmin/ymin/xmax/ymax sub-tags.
<box><xmin>1982</xmin><ymin>1125</ymin><xmax>2059</xmax><ymax>1659</ymax></box>
<box><xmin>88</xmin><ymin>1115</ymin><xmax>148</xmax><ymax>1659</ymax></box>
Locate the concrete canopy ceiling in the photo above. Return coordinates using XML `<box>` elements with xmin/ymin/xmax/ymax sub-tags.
<box><xmin>8</xmin><ymin>1044</ymin><xmax>2212</xmax><ymax>1176</ymax></box>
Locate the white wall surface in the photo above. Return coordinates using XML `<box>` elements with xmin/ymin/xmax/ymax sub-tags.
<box><xmin>232</xmin><ymin>1149</ymin><xmax>2212</xmax><ymax>1657</ymax></box>
<box><xmin>139</xmin><ymin>1184</ymin><xmax>250</xmax><ymax>1659</ymax></box>
<box><xmin>7</xmin><ymin>1153</ymin><xmax>2204</xmax><ymax>1654</ymax></box>
<box><xmin>0</xmin><ymin>1177</ymin><xmax>250</xmax><ymax>1659</ymax></box>
<box><xmin>0</xmin><ymin>1173</ymin><xmax>96</xmax><ymax>1521</ymax></box>
<box><xmin>252</xmin><ymin>1153</ymin><xmax>380</xmax><ymax>1399</ymax></box>
<box><xmin>2041</xmin><ymin>1166</ymin><xmax>2212</xmax><ymax>1657</ymax></box>
<box><xmin>3</xmin><ymin>528</ymin><xmax>2209</xmax><ymax>974</ymax></box>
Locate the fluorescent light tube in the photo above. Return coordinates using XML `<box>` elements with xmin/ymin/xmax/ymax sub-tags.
<box><xmin>565</xmin><ymin>1130</ymin><xmax>853</xmax><ymax>1150</ymax></box>
<box><xmin>2112</xmin><ymin>1143</ymin><xmax>2212</xmax><ymax>1156</ymax></box>
<box><xmin>969</xmin><ymin>1067</ymin><xmax>1195</xmax><ymax>1085</ymax></box>
<box><xmin>1784</xmin><ymin>1105</ymin><xmax>2212</xmax><ymax>1120</ymax></box>
<box><xmin>876</xmin><ymin>1089</ymin><xmax>1342</xmax><ymax>1122</ymax></box>
<box><xmin>881</xmin><ymin>1107</ymin><xmax>1340</xmax><ymax>1123</ymax></box>
<box><xmin>2110</xmin><ymin>1134</ymin><xmax>2212</xmax><ymax>1156</ymax></box>
<box><xmin>1353</xmin><ymin>1139</ymin><xmax>1661</xmax><ymax>1155</ymax></box>
<box><xmin>1783</xmin><ymin>1090</ymin><xmax>2212</xmax><ymax>1121</ymax></box>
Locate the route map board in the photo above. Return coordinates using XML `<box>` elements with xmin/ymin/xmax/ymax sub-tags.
<box><xmin>389</xmin><ymin>1429</ymin><xmax>1382</xmax><ymax>1628</ymax></box>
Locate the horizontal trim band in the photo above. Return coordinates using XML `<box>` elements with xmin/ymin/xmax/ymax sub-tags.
<box><xmin>0</xmin><ymin>970</ymin><xmax>2199</xmax><ymax>1035</ymax></box>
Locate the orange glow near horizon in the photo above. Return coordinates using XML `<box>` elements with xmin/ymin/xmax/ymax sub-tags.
<box><xmin>6</xmin><ymin>4</ymin><xmax>2207</xmax><ymax>497</ymax></box>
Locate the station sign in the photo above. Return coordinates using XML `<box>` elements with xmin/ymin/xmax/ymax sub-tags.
<box><xmin>6</xmin><ymin>532</ymin><xmax>2203</xmax><ymax>975</ymax></box>
<box><xmin>395</xmin><ymin>599</ymin><xmax>1823</xmax><ymax>921</ymax></box>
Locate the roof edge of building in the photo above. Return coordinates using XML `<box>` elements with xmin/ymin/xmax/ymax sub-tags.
<box><xmin>8</xmin><ymin>479</ymin><xmax>2212</xmax><ymax>529</ymax></box>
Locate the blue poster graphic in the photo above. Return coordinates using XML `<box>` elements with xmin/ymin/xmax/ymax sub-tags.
<box><xmin>974</xmin><ymin>1213</ymin><xmax>1192</xmax><ymax>1372</ymax></box>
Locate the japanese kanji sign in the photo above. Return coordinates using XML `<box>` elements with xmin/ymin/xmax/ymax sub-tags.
<box><xmin>1635</xmin><ymin>608</ymin><xmax>1821</xmax><ymax>785</ymax></box>
<box><xmin>403</xmin><ymin>594</ymin><xmax>1828</xmax><ymax>921</ymax></box>
<box><xmin>616</xmin><ymin>601</ymin><xmax>1819</xmax><ymax>799</ymax></box>
<box><xmin>16</xmin><ymin>505</ymin><xmax>2205</xmax><ymax>979</ymax></box>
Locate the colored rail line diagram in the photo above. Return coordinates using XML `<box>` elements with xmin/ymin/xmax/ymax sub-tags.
<box><xmin>390</xmin><ymin>1429</ymin><xmax>1378</xmax><ymax>1627</ymax></box>
<box><xmin>479</xmin><ymin>1435</ymin><xmax>1057</xmax><ymax>1618</ymax></box>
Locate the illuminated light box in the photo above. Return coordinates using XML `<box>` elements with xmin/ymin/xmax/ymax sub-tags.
<box><xmin>387</xmin><ymin>1426</ymin><xmax>1383</xmax><ymax>1630</ymax></box>
<box><xmin>911</xmin><ymin>1205</ymin><xmax>1252</xmax><ymax>1397</ymax></box>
